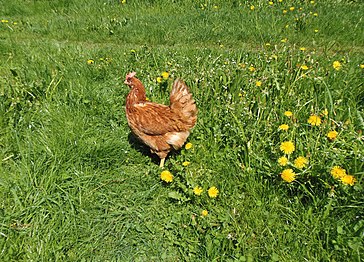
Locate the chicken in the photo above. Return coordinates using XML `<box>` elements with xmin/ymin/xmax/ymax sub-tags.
<box><xmin>124</xmin><ymin>72</ymin><xmax>197</xmax><ymax>167</ymax></box>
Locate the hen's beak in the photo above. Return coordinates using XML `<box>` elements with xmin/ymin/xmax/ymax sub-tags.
<box><xmin>124</xmin><ymin>78</ymin><xmax>131</xmax><ymax>85</ymax></box>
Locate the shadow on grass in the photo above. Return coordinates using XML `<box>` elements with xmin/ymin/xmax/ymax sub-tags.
<box><xmin>127</xmin><ymin>133</ymin><xmax>182</xmax><ymax>167</ymax></box>
<box><xmin>127</xmin><ymin>133</ymin><xmax>160</xmax><ymax>165</ymax></box>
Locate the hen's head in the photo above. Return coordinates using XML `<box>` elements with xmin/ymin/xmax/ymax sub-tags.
<box><xmin>124</xmin><ymin>72</ymin><xmax>138</xmax><ymax>87</ymax></box>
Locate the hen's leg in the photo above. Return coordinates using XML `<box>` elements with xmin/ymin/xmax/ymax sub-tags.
<box><xmin>159</xmin><ymin>158</ymin><xmax>165</xmax><ymax>168</ymax></box>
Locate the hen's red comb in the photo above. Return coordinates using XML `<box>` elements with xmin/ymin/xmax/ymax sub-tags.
<box><xmin>126</xmin><ymin>72</ymin><xmax>136</xmax><ymax>80</ymax></box>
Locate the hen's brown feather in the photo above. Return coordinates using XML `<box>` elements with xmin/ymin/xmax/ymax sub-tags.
<box><xmin>124</xmin><ymin>73</ymin><xmax>197</xmax><ymax>166</ymax></box>
<box><xmin>126</xmin><ymin>103</ymin><xmax>188</xmax><ymax>135</ymax></box>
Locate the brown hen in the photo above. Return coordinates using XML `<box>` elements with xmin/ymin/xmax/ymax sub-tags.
<box><xmin>124</xmin><ymin>72</ymin><xmax>197</xmax><ymax>167</ymax></box>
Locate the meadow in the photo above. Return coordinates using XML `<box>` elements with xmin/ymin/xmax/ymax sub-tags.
<box><xmin>1</xmin><ymin>0</ymin><xmax>363</xmax><ymax>261</ymax></box>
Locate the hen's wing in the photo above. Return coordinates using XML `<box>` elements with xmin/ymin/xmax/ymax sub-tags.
<box><xmin>127</xmin><ymin>102</ymin><xmax>188</xmax><ymax>135</ymax></box>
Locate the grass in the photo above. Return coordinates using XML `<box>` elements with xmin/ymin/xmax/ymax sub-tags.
<box><xmin>1</xmin><ymin>0</ymin><xmax>364</xmax><ymax>261</ymax></box>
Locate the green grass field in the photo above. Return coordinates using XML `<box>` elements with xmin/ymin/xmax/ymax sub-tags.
<box><xmin>1</xmin><ymin>0</ymin><xmax>363</xmax><ymax>261</ymax></box>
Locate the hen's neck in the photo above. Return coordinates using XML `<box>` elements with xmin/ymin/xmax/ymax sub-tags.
<box><xmin>126</xmin><ymin>85</ymin><xmax>147</xmax><ymax>107</ymax></box>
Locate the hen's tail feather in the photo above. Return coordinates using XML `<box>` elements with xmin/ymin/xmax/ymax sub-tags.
<box><xmin>170</xmin><ymin>79</ymin><xmax>197</xmax><ymax>129</ymax></box>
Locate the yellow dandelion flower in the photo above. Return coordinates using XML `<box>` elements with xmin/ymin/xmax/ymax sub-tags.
<box><xmin>331</xmin><ymin>166</ymin><xmax>346</xmax><ymax>179</ymax></box>
<box><xmin>161</xmin><ymin>71</ymin><xmax>169</xmax><ymax>79</ymax></box>
<box><xmin>278</xmin><ymin>124</ymin><xmax>289</xmax><ymax>131</ymax></box>
<box><xmin>283</xmin><ymin>10</ymin><xmax>288</xmax><ymax>14</ymax></box>
<box><xmin>193</xmin><ymin>186</ymin><xmax>203</xmax><ymax>196</ymax></box>
<box><xmin>182</xmin><ymin>161</ymin><xmax>190</xmax><ymax>167</ymax></box>
<box><xmin>265</xmin><ymin>43</ymin><xmax>271</xmax><ymax>47</ymax></box>
<box><xmin>278</xmin><ymin>156</ymin><xmax>289</xmax><ymax>166</ymax></box>
<box><xmin>280</xmin><ymin>141</ymin><xmax>295</xmax><ymax>155</ymax></box>
<box><xmin>269</xmin><ymin>1</ymin><xmax>274</xmax><ymax>5</ymax></box>
<box><xmin>333</xmin><ymin>61</ymin><xmax>342</xmax><ymax>71</ymax></box>
<box><xmin>300</xmin><ymin>65</ymin><xmax>309</xmax><ymax>70</ymax></box>
<box><xmin>360</xmin><ymin>64</ymin><xmax>364</xmax><ymax>69</ymax></box>
<box><xmin>281</xmin><ymin>38</ymin><xmax>288</xmax><ymax>43</ymax></box>
<box><xmin>294</xmin><ymin>156</ymin><xmax>308</xmax><ymax>169</ymax></box>
<box><xmin>310</xmin><ymin>1</ymin><xmax>315</xmax><ymax>4</ymax></box>
<box><xmin>87</xmin><ymin>59</ymin><xmax>94</xmax><ymax>65</ymax></box>
<box><xmin>281</xmin><ymin>169</ymin><xmax>296</xmax><ymax>183</ymax></box>
<box><xmin>156</xmin><ymin>76</ymin><xmax>163</xmax><ymax>83</ymax></box>
<box><xmin>201</xmin><ymin>210</ymin><xmax>208</xmax><ymax>216</ymax></box>
<box><xmin>289</xmin><ymin>7</ymin><xmax>295</xmax><ymax>11</ymax></box>
<box><xmin>160</xmin><ymin>170</ymin><xmax>173</xmax><ymax>183</ymax></box>
<box><xmin>308</xmin><ymin>115</ymin><xmax>322</xmax><ymax>126</ymax></box>
<box><xmin>250</xmin><ymin>5</ymin><xmax>255</xmax><ymax>11</ymax></box>
<box><xmin>255</xmin><ymin>81</ymin><xmax>262</xmax><ymax>87</ymax></box>
<box><xmin>208</xmin><ymin>186</ymin><xmax>219</xmax><ymax>198</ymax></box>
<box><xmin>185</xmin><ymin>142</ymin><xmax>193</xmax><ymax>150</ymax></box>
<box><xmin>314</xmin><ymin>29</ymin><xmax>319</xmax><ymax>33</ymax></box>
<box><xmin>327</xmin><ymin>130</ymin><xmax>338</xmax><ymax>141</ymax></box>
<box><xmin>248</xmin><ymin>66</ymin><xmax>255</xmax><ymax>72</ymax></box>
<box><xmin>340</xmin><ymin>175</ymin><xmax>356</xmax><ymax>186</ymax></box>
<box><xmin>313</xmin><ymin>13</ymin><xmax>318</xmax><ymax>17</ymax></box>
<box><xmin>300</xmin><ymin>47</ymin><xmax>306</xmax><ymax>51</ymax></box>
<box><xmin>284</xmin><ymin>111</ymin><xmax>293</xmax><ymax>117</ymax></box>
<box><xmin>121</xmin><ymin>0</ymin><xmax>126</xmax><ymax>4</ymax></box>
